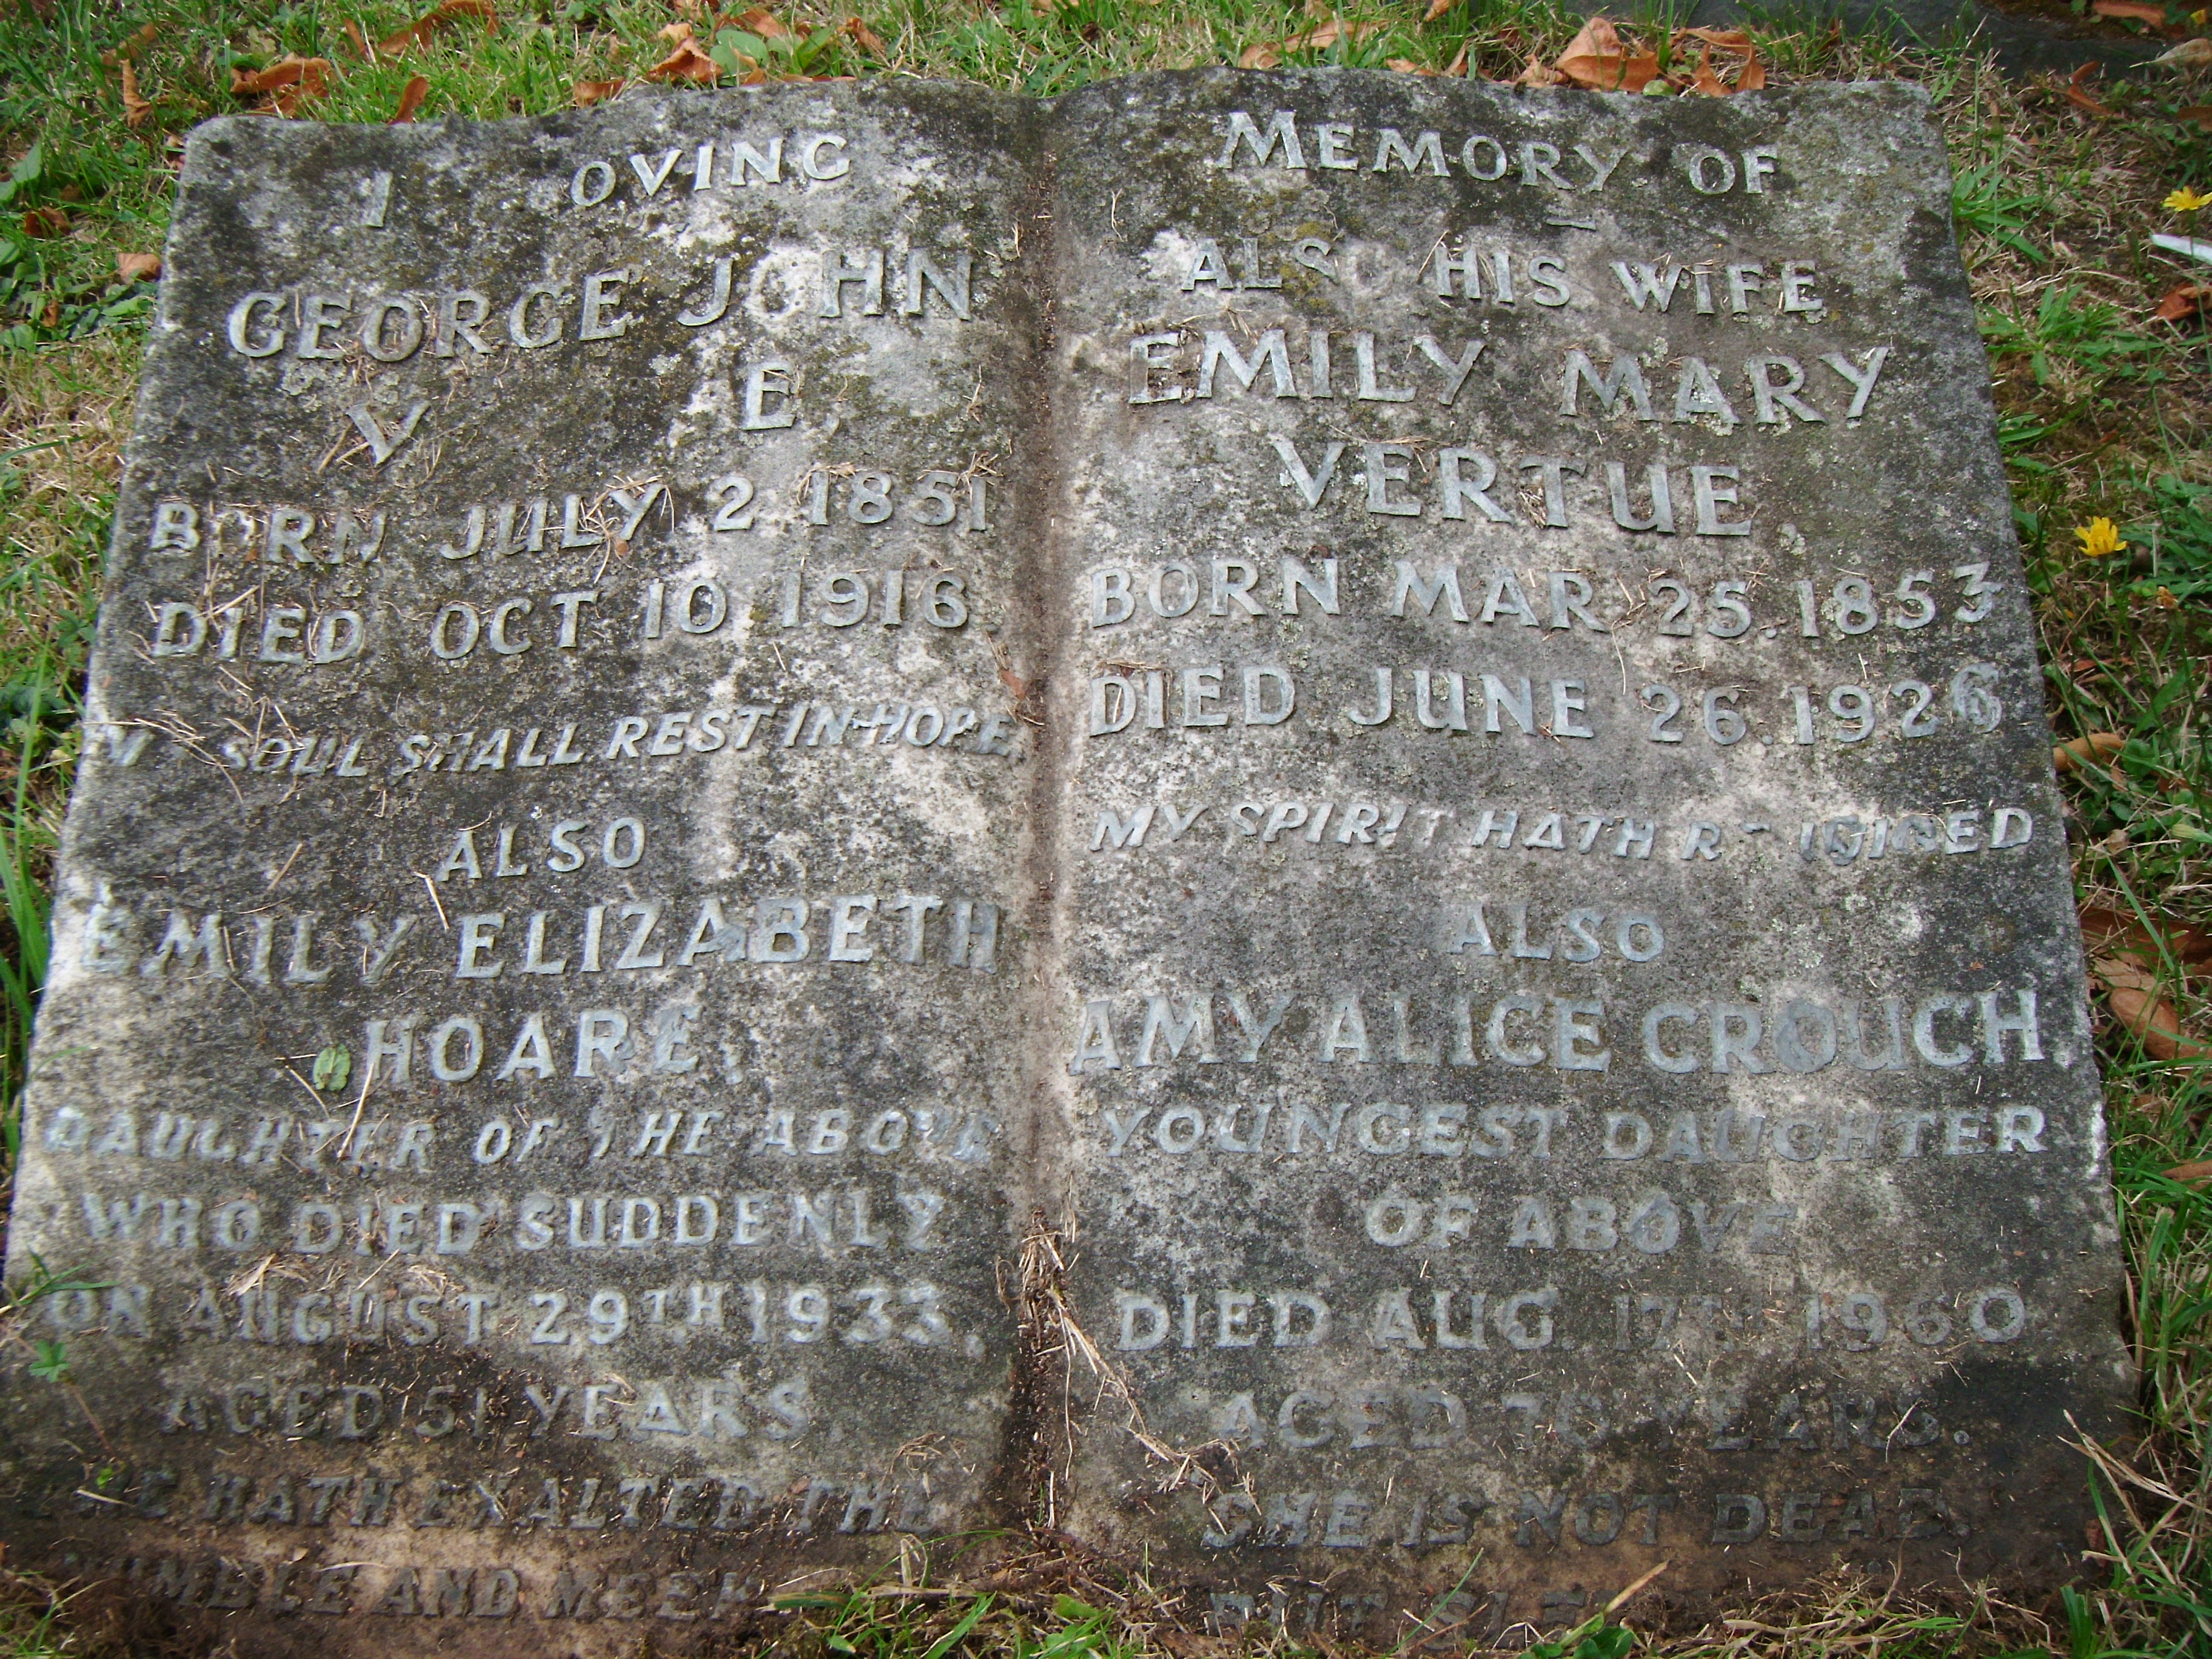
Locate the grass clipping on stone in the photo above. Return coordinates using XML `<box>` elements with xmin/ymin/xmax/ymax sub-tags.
<box><xmin>0</xmin><ymin>0</ymin><xmax>2208</xmax><ymax>1652</ymax></box>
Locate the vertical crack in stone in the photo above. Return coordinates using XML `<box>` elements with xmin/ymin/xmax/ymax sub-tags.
<box><xmin>990</xmin><ymin>98</ymin><xmax>1074</xmax><ymax>1535</ymax></box>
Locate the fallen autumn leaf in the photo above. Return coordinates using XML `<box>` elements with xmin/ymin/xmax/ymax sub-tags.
<box><xmin>2066</xmin><ymin>62</ymin><xmax>2117</xmax><ymax>117</ymax></box>
<box><xmin>1677</xmin><ymin>25</ymin><xmax>1763</xmax><ymax>91</ymax></box>
<box><xmin>2157</xmin><ymin>281</ymin><xmax>2209</xmax><ymax>320</ymax></box>
<box><xmin>647</xmin><ymin>39</ymin><xmax>723</xmax><ymax>82</ymax></box>
<box><xmin>731</xmin><ymin>7</ymin><xmax>794</xmax><ymax>39</ymax></box>
<box><xmin>2105</xmin><ymin>984</ymin><xmax>2210</xmax><ymax>1060</ymax></box>
<box><xmin>1555</xmin><ymin>16</ymin><xmax>1658</xmax><ymax>91</ymax></box>
<box><xmin>120</xmin><ymin>58</ymin><xmax>153</xmax><ymax>127</ymax></box>
<box><xmin>1516</xmin><ymin>50</ymin><xmax>1567</xmax><ymax>84</ymax></box>
<box><xmin>377</xmin><ymin>0</ymin><xmax>497</xmax><ymax>59</ymax></box>
<box><xmin>2056</xmin><ymin>731</ymin><xmax>2128</xmax><ymax>771</ymax></box>
<box><xmin>1241</xmin><ymin>16</ymin><xmax>1381</xmax><ymax>67</ymax></box>
<box><xmin>231</xmin><ymin>53</ymin><xmax>335</xmax><ymax>116</ymax></box>
<box><xmin>2093</xmin><ymin>0</ymin><xmax>2170</xmax><ymax>21</ymax></box>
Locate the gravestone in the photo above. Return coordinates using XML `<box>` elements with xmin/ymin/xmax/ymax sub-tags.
<box><xmin>0</xmin><ymin>70</ymin><xmax>2129</xmax><ymax>1654</ymax></box>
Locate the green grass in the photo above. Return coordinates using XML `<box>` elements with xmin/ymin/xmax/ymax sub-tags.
<box><xmin>0</xmin><ymin>0</ymin><xmax>2210</xmax><ymax>1654</ymax></box>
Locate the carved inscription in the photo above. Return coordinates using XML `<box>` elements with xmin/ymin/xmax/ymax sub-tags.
<box><xmin>1039</xmin><ymin>73</ymin><xmax>2124</xmax><ymax>1636</ymax></box>
<box><xmin>0</xmin><ymin>72</ymin><xmax>2125</xmax><ymax>1654</ymax></box>
<box><xmin>4</xmin><ymin>79</ymin><xmax>1044</xmax><ymax>1657</ymax></box>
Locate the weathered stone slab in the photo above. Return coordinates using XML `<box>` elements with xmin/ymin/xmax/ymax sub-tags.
<box><xmin>1035</xmin><ymin>73</ymin><xmax>2130</xmax><ymax>1644</ymax></box>
<box><xmin>0</xmin><ymin>70</ymin><xmax>2128</xmax><ymax>1654</ymax></box>
<box><xmin>0</xmin><ymin>84</ymin><xmax>1042</xmax><ymax>1655</ymax></box>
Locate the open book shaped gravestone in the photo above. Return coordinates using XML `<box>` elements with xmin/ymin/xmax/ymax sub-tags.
<box><xmin>0</xmin><ymin>70</ymin><xmax>2129</xmax><ymax>1655</ymax></box>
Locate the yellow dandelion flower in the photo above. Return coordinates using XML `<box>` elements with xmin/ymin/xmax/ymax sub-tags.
<box><xmin>2076</xmin><ymin>517</ymin><xmax>2127</xmax><ymax>557</ymax></box>
<box><xmin>2167</xmin><ymin>186</ymin><xmax>2211</xmax><ymax>213</ymax></box>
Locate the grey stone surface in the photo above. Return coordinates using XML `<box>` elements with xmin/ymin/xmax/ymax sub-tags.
<box><xmin>0</xmin><ymin>72</ymin><xmax>2129</xmax><ymax>1653</ymax></box>
<box><xmin>2</xmin><ymin>82</ymin><xmax>1044</xmax><ymax>1655</ymax></box>
<box><xmin>1039</xmin><ymin>73</ymin><xmax>2130</xmax><ymax>1644</ymax></box>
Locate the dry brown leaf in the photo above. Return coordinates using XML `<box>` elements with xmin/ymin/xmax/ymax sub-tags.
<box><xmin>1306</xmin><ymin>18</ymin><xmax>1379</xmax><ymax>48</ymax></box>
<box><xmin>21</xmin><ymin>207</ymin><xmax>68</xmax><ymax>238</ymax></box>
<box><xmin>647</xmin><ymin>39</ymin><xmax>723</xmax><ymax>82</ymax></box>
<box><xmin>2066</xmin><ymin>62</ymin><xmax>2116</xmax><ymax>117</ymax></box>
<box><xmin>2080</xmin><ymin>903</ymin><xmax>2145</xmax><ymax>960</ymax></box>
<box><xmin>1516</xmin><ymin>50</ymin><xmax>1566</xmax><ymax>84</ymax></box>
<box><xmin>231</xmin><ymin>57</ymin><xmax>304</xmax><ymax>94</ymax></box>
<box><xmin>2156</xmin><ymin>281</ymin><xmax>2209</xmax><ymax>321</ymax></box>
<box><xmin>2081</xmin><ymin>899</ymin><xmax>2212</xmax><ymax>974</ymax></box>
<box><xmin>572</xmin><ymin>76</ymin><xmax>624</xmax><ymax>105</ymax></box>
<box><xmin>843</xmin><ymin>16</ymin><xmax>886</xmax><ymax>54</ymax></box>
<box><xmin>1245</xmin><ymin>16</ymin><xmax>1381</xmax><ymax>61</ymax></box>
<box><xmin>376</xmin><ymin>0</ymin><xmax>497</xmax><ymax>58</ymax></box>
<box><xmin>2056</xmin><ymin>731</ymin><xmax>2128</xmax><ymax>771</ymax></box>
<box><xmin>657</xmin><ymin>19</ymin><xmax>695</xmax><ymax>41</ymax></box>
<box><xmin>1443</xmin><ymin>38</ymin><xmax>1469</xmax><ymax>73</ymax></box>
<box><xmin>2105</xmin><ymin>984</ymin><xmax>2210</xmax><ymax>1060</ymax></box>
<box><xmin>342</xmin><ymin>18</ymin><xmax>372</xmax><ymax>56</ymax></box>
<box><xmin>2092</xmin><ymin>0</ymin><xmax>2170</xmax><ymax>21</ymax></box>
<box><xmin>2165</xmin><ymin>1159</ymin><xmax>2212</xmax><ymax>1184</ymax></box>
<box><xmin>279</xmin><ymin>59</ymin><xmax>333</xmax><ymax>115</ymax></box>
<box><xmin>2090</xmin><ymin>954</ymin><xmax>2159</xmax><ymax>994</ymax></box>
<box><xmin>2153</xmin><ymin>36</ymin><xmax>2212</xmax><ymax>67</ymax></box>
<box><xmin>116</xmin><ymin>251</ymin><xmax>161</xmax><ymax>282</ymax></box>
<box><xmin>732</xmin><ymin>7</ymin><xmax>793</xmax><ymax>38</ymax></box>
<box><xmin>230</xmin><ymin>53</ymin><xmax>334</xmax><ymax>116</ymax></box>
<box><xmin>120</xmin><ymin>58</ymin><xmax>153</xmax><ymax>127</ymax></box>
<box><xmin>1422</xmin><ymin>0</ymin><xmax>1455</xmax><ymax>17</ymax></box>
<box><xmin>1675</xmin><ymin>25</ymin><xmax>1762</xmax><ymax>90</ymax></box>
<box><xmin>2179</xmin><ymin>102</ymin><xmax>2212</xmax><ymax>122</ymax></box>
<box><xmin>1555</xmin><ymin>15</ymin><xmax>1658</xmax><ymax>90</ymax></box>
<box><xmin>390</xmin><ymin>73</ymin><xmax>429</xmax><ymax>121</ymax></box>
<box><xmin>101</xmin><ymin>21</ymin><xmax>158</xmax><ymax>66</ymax></box>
